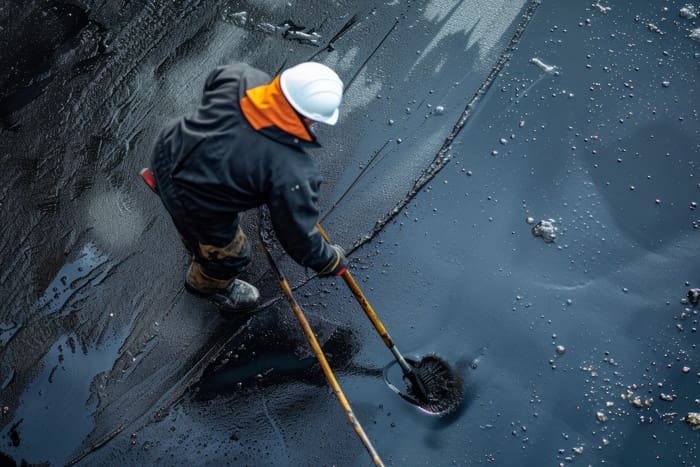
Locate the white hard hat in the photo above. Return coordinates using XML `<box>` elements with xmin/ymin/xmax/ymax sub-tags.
<box><xmin>280</xmin><ymin>62</ymin><xmax>343</xmax><ymax>125</ymax></box>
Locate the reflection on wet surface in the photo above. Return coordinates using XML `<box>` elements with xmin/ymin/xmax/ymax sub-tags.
<box><xmin>195</xmin><ymin>308</ymin><xmax>361</xmax><ymax>400</ymax></box>
<box><xmin>1</xmin><ymin>331</ymin><xmax>126</xmax><ymax>465</ymax></box>
<box><xmin>37</xmin><ymin>243</ymin><xmax>110</xmax><ymax>317</ymax></box>
<box><xmin>0</xmin><ymin>241</ymin><xmax>125</xmax><ymax>465</ymax></box>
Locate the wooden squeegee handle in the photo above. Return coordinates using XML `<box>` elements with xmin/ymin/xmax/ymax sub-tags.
<box><xmin>258</xmin><ymin>234</ymin><xmax>384</xmax><ymax>467</ymax></box>
<box><xmin>316</xmin><ymin>223</ymin><xmax>415</xmax><ymax>375</ymax></box>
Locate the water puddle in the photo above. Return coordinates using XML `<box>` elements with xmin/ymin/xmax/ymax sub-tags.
<box><xmin>196</xmin><ymin>352</ymin><xmax>317</xmax><ymax>399</ymax></box>
<box><xmin>36</xmin><ymin>242</ymin><xmax>110</xmax><ymax>317</ymax></box>
<box><xmin>194</xmin><ymin>315</ymin><xmax>358</xmax><ymax>400</ymax></box>
<box><xmin>0</xmin><ymin>241</ymin><xmax>124</xmax><ymax>463</ymax></box>
<box><xmin>0</xmin><ymin>331</ymin><xmax>127</xmax><ymax>465</ymax></box>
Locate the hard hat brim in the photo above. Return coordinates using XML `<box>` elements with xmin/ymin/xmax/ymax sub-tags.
<box><xmin>280</xmin><ymin>67</ymin><xmax>341</xmax><ymax>126</ymax></box>
<box><xmin>320</xmin><ymin>108</ymin><xmax>339</xmax><ymax>125</ymax></box>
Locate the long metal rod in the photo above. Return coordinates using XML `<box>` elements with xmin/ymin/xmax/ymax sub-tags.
<box><xmin>258</xmin><ymin>233</ymin><xmax>384</xmax><ymax>467</ymax></box>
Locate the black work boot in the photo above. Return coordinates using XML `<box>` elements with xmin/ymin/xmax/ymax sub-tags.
<box><xmin>185</xmin><ymin>261</ymin><xmax>260</xmax><ymax>312</ymax></box>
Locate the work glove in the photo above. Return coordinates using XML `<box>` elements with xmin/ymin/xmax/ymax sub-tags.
<box><xmin>318</xmin><ymin>244</ymin><xmax>348</xmax><ymax>277</ymax></box>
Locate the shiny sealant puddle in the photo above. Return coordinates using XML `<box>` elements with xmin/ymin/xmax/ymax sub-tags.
<box><xmin>1</xmin><ymin>242</ymin><xmax>127</xmax><ymax>465</ymax></box>
<box><xmin>0</xmin><ymin>332</ymin><xmax>126</xmax><ymax>465</ymax></box>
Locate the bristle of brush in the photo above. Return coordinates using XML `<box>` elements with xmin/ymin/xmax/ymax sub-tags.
<box><xmin>404</xmin><ymin>355</ymin><xmax>464</xmax><ymax>415</ymax></box>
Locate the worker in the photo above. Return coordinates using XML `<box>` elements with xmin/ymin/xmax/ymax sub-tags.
<box><xmin>149</xmin><ymin>61</ymin><xmax>347</xmax><ymax>312</ymax></box>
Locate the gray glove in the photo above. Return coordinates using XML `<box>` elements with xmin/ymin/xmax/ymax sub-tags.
<box><xmin>318</xmin><ymin>244</ymin><xmax>348</xmax><ymax>277</ymax></box>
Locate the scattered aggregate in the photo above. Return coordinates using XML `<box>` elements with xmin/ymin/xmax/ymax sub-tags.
<box><xmin>688</xmin><ymin>288</ymin><xmax>700</xmax><ymax>306</ymax></box>
<box><xmin>683</xmin><ymin>412</ymin><xmax>700</xmax><ymax>430</ymax></box>
<box><xmin>680</xmin><ymin>5</ymin><xmax>698</xmax><ymax>19</ymax></box>
<box><xmin>531</xmin><ymin>219</ymin><xmax>558</xmax><ymax>243</ymax></box>
<box><xmin>593</xmin><ymin>2</ymin><xmax>611</xmax><ymax>14</ymax></box>
<box><xmin>221</xmin><ymin>9</ymin><xmax>248</xmax><ymax>26</ymax></box>
<box><xmin>622</xmin><ymin>388</ymin><xmax>654</xmax><ymax>408</ymax></box>
<box><xmin>225</xmin><ymin>16</ymin><xmax>322</xmax><ymax>45</ymax></box>
<box><xmin>282</xmin><ymin>27</ymin><xmax>321</xmax><ymax>45</ymax></box>
<box><xmin>647</xmin><ymin>23</ymin><xmax>664</xmax><ymax>35</ymax></box>
<box><xmin>530</xmin><ymin>57</ymin><xmax>557</xmax><ymax>74</ymax></box>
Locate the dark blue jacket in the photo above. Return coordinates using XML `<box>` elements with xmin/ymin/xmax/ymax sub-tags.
<box><xmin>153</xmin><ymin>63</ymin><xmax>335</xmax><ymax>272</ymax></box>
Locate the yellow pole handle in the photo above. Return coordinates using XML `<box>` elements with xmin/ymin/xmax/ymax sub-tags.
<box><xmin>316</xmin><ymin>223</ymin><xmax>394</xmax><ymax>349</ymax></box>
<box><xmin>277</xmin><ymin>278</ymin><xmax>384</xmax><ymax>467</ymax></box>
<box><xmin>257</xmin><ymin>229</ymin><xmax>384</xmax><ymax>466</ymax></box>
<box><xmin>315</xmin><ymin>223</ymin><xmax>427</xmax><ymax>398</ymax></box>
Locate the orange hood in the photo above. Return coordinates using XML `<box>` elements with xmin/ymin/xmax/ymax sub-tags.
<box><xmin>240</xmin><ymin>76</ymin><xmax>313</xmax><ymax>142</ymax></box>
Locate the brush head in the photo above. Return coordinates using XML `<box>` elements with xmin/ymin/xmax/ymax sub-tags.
<box><xmin>404</xmin><ymin>354</ymin><xmax>464</xmax><ymax>415</ymax></box>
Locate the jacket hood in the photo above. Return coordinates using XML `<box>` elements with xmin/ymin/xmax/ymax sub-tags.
<box><xmin>240</xmin><ymin>75</ymin><xmax>320</xmax><ymax>148</ymax></box>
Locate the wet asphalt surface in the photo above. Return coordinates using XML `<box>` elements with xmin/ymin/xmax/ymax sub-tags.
<box><xmin>1</xmin><ymin>1</ymin><xmax>699</xmax><ymax>466</ymax></box>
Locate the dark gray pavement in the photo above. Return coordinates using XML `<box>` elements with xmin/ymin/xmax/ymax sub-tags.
<box><xmin>1</xmin><ymin>1</ymin><xmax>699</xmax><ymax>466</ymax></box>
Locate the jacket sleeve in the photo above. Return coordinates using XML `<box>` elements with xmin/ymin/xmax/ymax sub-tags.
<box><xmin>267</xmin><ymin>166</ymin><xmax>335</xmax><ymax>272</ymax></box>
